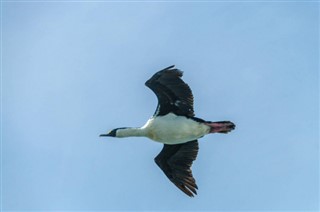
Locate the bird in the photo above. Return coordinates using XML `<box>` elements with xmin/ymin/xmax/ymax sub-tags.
<box><xmin>100</xmin><ymin>65</ymin><xmax>235</xmax><ymax>197</ymax></box>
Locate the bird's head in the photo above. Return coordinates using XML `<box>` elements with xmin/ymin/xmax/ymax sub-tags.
<box><xmin>100</xmin><ymin>127</ymin><xmax>127</xmax><ymax>137</ymax></box>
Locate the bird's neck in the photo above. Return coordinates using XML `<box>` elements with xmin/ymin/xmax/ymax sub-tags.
<box><xmin>116</xmin><ymin>127</ymin><xmax>147</xmax><ymax>138</ymax></box>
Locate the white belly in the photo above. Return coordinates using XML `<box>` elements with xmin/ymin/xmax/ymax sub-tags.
<box><xmin>142</xmin><ymin>113</ymin><xmax>210</xmax><ymax>144</ymax></box>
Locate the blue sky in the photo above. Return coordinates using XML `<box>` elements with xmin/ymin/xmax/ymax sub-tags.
<box><xmin>2</xmin><ymin>1</ymin><xmax>319</xmax><ymax>211</ymax></box>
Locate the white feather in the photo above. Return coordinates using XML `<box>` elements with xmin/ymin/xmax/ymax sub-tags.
<box><xmin>142</xmin><ymin>113</ymin><xmax>210</xmax><ymax>144</ymax></box>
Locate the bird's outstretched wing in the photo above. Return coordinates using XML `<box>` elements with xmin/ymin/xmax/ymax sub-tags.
<box><xmin>154</xmin><ymin>140</ymin><xmax>199</xmax><ymax>197</ymax></box>
<box><xmin>145</xmin><ymin>65</ymin><xmax>194</xmax><ymax>117</ymax></box>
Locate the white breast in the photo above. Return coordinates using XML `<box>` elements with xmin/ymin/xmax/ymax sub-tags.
<box><xmin>142</xmin><ymin>113</ymin><xmax>210</xmax><ymax>144</ymax></box>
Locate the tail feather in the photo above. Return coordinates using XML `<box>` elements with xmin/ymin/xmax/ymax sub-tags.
<box><xmin>205</xmin><ymin>121</ymin><xmax>236</xmax><ymax>134</ymax></box>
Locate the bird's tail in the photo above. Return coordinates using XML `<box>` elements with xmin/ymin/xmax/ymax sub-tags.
<box><xmin>205</xmin><ymin>121</ymin><xmax>236</xmax><ymax>133</ymax></box>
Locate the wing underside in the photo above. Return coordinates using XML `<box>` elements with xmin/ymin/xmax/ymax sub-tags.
<box><xmin>154</xmin><ymin>140</ymin><xmax>199</xmax><ymax>197</ymax></box>
<box><xmin>145</xmin><ymin>65</ymin><xmax>195</xmax><ymax>117</ymax></box>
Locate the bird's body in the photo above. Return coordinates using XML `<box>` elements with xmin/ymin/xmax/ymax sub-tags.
<box><xmin>100</xmin><ymin>65</ymin><xmax>235</xmax><ymax>197</ymax></box>
<box><xmin>116</xmin><ymin>113</ymin><xmax>210</xmax><ymax>144</ymax></box>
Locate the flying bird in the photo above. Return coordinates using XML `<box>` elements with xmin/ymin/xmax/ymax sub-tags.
<box><xmin>100</xmin><ymin>65</ymin><xmax>235</xmax><ymax>197</ymax></box>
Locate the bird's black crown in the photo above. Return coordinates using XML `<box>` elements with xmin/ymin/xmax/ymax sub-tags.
<box><xmin>100</xmin><ymin>127</ymin><xmax>128</xmax><ymax>137</ymax></box>
<box><xmin>107</xmin><ymin>129</ymin><xmax>117</xmax><ymax>137</ymax></box>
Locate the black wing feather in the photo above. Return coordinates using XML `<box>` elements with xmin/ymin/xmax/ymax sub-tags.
<box><xmin>145</xmin><ymin>65</ymin><xmax>194</xmax><ymax>116</ymax></box>
<box><xmin>154</xmin><ymin>140</ymin><xmax>199</xmax><ymax>197</ymax></box>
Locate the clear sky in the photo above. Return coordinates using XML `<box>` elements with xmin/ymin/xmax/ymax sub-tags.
<box><xmin>2</xmin><ymin>1</ymin><xmax>319</xmax><ymax>211</ymax></box>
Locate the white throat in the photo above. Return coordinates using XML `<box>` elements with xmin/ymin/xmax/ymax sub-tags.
<box><xmin>116</xmin><ymin>127</ymin><xmax>147</xmax><ymax>138</ymax></box>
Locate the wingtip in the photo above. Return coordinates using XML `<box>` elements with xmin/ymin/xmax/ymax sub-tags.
<box><xmin>160</xmin><ymin>65</ymin><xmax>175</xmax><ymax>71</ymax></box>
<box><xmin>174</xmin><ymin>182</ymin><xmax>198</xmax><ymax>197</ymax></box>
<box><xmin>160</xmin><ymin>65</ymin><xmax>183</xmax><ymax>77</ymax></box>
<box><xmin>145</xmin><ymin>64</ymin><xmax>182</xmax><ymax>87</ymax></box>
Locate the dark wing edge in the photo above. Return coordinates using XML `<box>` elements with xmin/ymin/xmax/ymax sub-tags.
<box><xmin>145</xmin><ymin>65</ymin><xmax>195</xmax><ymax>117</ymax></box>
<box><xmin>154</xmin><ymin>140</ymin><xmax>199</xmax><ymax>197</ymax></box>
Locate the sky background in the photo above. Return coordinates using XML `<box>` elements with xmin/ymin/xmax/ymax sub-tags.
<box><xmin>2</xmin><ymin>1</ymin><xmax>319</xmax><ymax>211</ymax></box>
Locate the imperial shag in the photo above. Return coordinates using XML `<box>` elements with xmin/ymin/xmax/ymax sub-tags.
<box><xmin>100</xmin><ymin>65</ymin><xmax>235</xmax><ymax>197</ymax></box>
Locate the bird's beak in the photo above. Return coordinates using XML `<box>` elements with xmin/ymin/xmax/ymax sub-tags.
<box><xmin>100</xmin><ymin>133</ymin><xmax>110</xmax><ymax>137</ymax></box>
